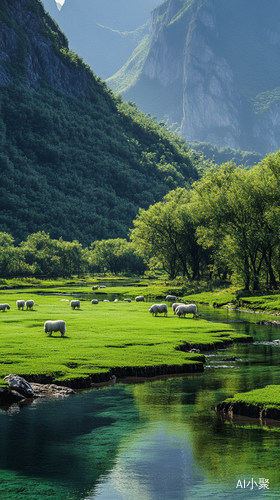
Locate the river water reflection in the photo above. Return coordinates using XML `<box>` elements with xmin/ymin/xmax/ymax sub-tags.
<box><xmin>1</xmin><ymin>307</ymin><xmax>280</xmax><ymax>499</ymax></box>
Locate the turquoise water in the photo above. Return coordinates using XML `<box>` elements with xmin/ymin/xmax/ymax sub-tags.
<box><xmin>1</xmin><ymin>307</ymin><xmax>280</xmax><ymax>499</ymax></box>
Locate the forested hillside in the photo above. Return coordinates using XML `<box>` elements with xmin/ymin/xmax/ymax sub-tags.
<box><xmin>0</xmin><ymin>0</ymin><xmax>208</xmax><ymax>247</ymax></box>
<box><xmin>108</xmin><ymin>0</ymin><xmax>280</xmax><ymax>155</ymax></box>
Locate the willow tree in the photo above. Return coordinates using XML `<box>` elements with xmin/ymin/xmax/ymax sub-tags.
<box><xmin>130</xmin><ymin>188</ymin><xmax>205</xmax><ymax>279</ymax></box>
<box><xmin>88</xmin><ymin>238</ymin><xmax>147</xmax><ymax>275</ymax></box>
<box><xmin>192</xmin><ymin>162</ymin><xmax>280</xmax><ymax>290</ymax></box>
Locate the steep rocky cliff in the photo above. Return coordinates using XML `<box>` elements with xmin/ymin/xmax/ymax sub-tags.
<box><xmin>0</xmin><ymin>0</ymin><xmax>91</xmax><ymax>95</ymax></box>
<box><xmin>108</xmin><ymin>0</ymin><xmax>280</xmax><ymax>155</ymax></box>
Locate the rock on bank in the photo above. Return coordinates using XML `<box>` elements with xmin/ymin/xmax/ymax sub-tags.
<box><xmin>0</xmin><ymin>374</ymin><xmax>75</xmax><ymax>404</ymax></box>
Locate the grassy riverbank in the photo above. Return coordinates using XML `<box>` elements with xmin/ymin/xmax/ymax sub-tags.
<box><xmin>216</xmin><ymin>386</ymin><xmax>280</xmax><ymax>420</ymax></box>
<box><xmin>2</xmin><ymin>275</ymin><xmax>280</xmax><ymax>313</ymax></box>
<box><xmin>0</xmin><ymin>284</ymin><xmax>251</xmax><ymax>388</ymax></box>
<box><xmin>181</xmin><ymin>285</ymin><xmax>280</xmax><ymax>315</ymax></box>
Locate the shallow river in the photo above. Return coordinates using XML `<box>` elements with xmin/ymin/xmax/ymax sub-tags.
<box><xmin>1</xmin><ymin>306</ymin><xmax>280</xmax><ymax>500</ymax></box>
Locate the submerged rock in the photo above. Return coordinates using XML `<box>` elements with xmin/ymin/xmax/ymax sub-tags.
<box><xmin>30</xmin><ymin>383</ymin><xmax>75</xmax><ymax>398</ymax></box>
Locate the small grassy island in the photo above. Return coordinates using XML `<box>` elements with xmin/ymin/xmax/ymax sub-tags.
<box><xmin>215</xmin><ymin>386</ymin><xmax>280</xmax><ymax>421</ymax></box>
<box><xmin>0</xmin><ymin>277</ymin><xmax>252</xmax><ymax>392</ymax></box>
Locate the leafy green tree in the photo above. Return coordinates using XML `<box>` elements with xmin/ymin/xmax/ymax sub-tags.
<box><xmin>0</xmin><ymin>232</ymin><xmax>16</xmax><ymax>276</ymax></box>
<box><xmin>130</xmin><ymin>188</ymin><xmax>206</xmax><ymax>279</ymax></box>
<box><xmin>20</xmin><ymin>231</ymin><xmax>56</xmax><ymax>276</ymax></box>
<box><xmin>192</xmin><ymin>162</ymin><xmax>280</xmax><ymax>290</ymax></box>
<box><xmin>0</xmin><ymin>232</ymin><xmax>36</xmax><ymax>277</ymax></box>
<box><xmin>56</xmin><ymin>239</ymin><xmax>84</xmax><ymax>276</ymax></box>
<box><xmin>19</xmin><ymin>232</ymin><xmax>85</xmax><ymax>277</ymax></box>
<box><xmin>89</xmin><ymin>238</ymin><xmax>145</xmax><ymax>275</ymax></box>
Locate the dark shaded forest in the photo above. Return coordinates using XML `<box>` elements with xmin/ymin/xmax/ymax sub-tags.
<box><xmin>0</xmin><ymin>0</ymin><xmax>211</xmax><ymax>247</ymax></box>
<box><xmin>0</xmin><ymin>82</ymin><xmax>203</xmax><ymax>246</ymax></box>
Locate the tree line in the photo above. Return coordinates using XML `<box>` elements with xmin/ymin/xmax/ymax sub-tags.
<box><xmin>131</xmin><ymin>151</ymin><xmax>280</xmax><ymax>291</ymax></box>
<box><xmin>0</xmin><ymin>232</ymin><xmax>147</xmax><ymax>278</ymax></box>
<box><xmin>2</xmin><ymin>152</ymin><xmax>280</xmax><ymax>291</ymax></box>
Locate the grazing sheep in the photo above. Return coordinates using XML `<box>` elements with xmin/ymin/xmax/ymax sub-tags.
<box><xmin>0</xmin><ymin>303</ymin><xmax>10</xmax><ymax>312</ymax></box>
<box><xmin>25</xmin><ymin>300</ymin><xmax>34</xmax><ymax>310</ymax></box>
<box><xmin>92</xmin><ymin>286</ymin><xmax>99</xmax><ymax>290</ymax></box>
<box><xmin>16</xmin><ymin>300</ymin><xmax>25</xmax><ymax>310</ymax></box>
<box><xmin>149</xmin><ymin>303</ymin><xmax>168</xmax><ymax>317</ymax></box>
<box><xmin>100</xmin><ymin>285</ymin><xmax>107</xmax><ymax>289</ymax></box>
<box><xmin>135</xmin><ymin>296</ymin><xmax>145</xmax><ymax>302</ymax></box>
<box><xmin>123</xmin><ymin>298</ymin><xmax>131</xmax><ymax>303</ymax></box>
<box><xmin>175</xmin><ymin>304</ymin><xmax>197</xmax><ymax>318</ymax></box>
<box><xmin>70</xmin><ymin>300</ymin><xmax>80</xmax><ymax>309</ymax></box>
<box><xmin>91</xmin><ymin>299</ymin><xmax>99</xmax><ymax>304</ymax></box>
<box><xmin>114</xmin><ymin>299</ymin><xmax>119</xmax><ymax>302</ymax></box>
<box><xmin>172</xmin><ymin>302</ymin><xmax>183</xmax><ymax>314</ymax></box>
<box><xmin>165</xmin><ymin>295</ymin><xmax>176</xmax><ymax>302</ymax></box>
<box><xmin>44</xmin><ymin>320</ymin><xmax>66</xmax><ymax>337</ymax></box>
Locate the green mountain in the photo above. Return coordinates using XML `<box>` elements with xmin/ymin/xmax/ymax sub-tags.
<box><xmin>108</xmin><ymin>0</ymin><xmax>280</xmax><ymax>155</ymax></box>
<box><xmin>0</xmin><ymin>0</ymin><xmax>203</xmax><ymax>246</ymax></box>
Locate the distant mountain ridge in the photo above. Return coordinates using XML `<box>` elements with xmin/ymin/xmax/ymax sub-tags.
<box><xmin>41</xmin><ymin>0</ymin><xmax>160</xmax><ymax>79</ymax></box>
<box><xmin>108</xmin><ymin>0</ymin><xmax>280</xmax><ymax>155</ymax></box>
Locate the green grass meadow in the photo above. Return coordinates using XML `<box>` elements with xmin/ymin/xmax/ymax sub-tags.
<box><xmin>0</xmin><ymin>289</ymin><xmax>250</xmax><ymax>387</ymax></box>
<box><xmin>223</xmin><ymin>386</ymin><xmax>280</xmax><ymax>413</ymax></box>
<box><xmin>238</xmin><ymin>295</ymin><xmax>280</xmax><ymax>313</ymax></box>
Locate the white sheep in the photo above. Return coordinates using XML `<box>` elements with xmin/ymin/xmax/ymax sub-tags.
<box><xmin>100</xmin><ymin>285</ymin><xmax>107</xmax><ymax>289</ymax></box>
<box><xmin>26</xmin><ymin>299</ymin><xmax>35</xmax><ymax>310</ymax></box>
<box><xmin>0</xmin><ymin>303</ymin><xmax>10</xmax><ymax>312</ymax></box>
<box><xmin>123</xmin><ymin>298</ymin><xmax>131</xmax><ymax>302</ymax></box>
<box><xmin>91</xmin><ymin>299</ymin><xmax>99</xmax><ymax>304</ymax></box>
<box><xmin>165</xmin><ymin>295</ymin><xmax>176</xmax><ymax>302</ymax></box>
<box><xmin>16</xmin><ymin>300</ymin><xmax>25</xmax><ymax>310</ymax></box>
<box><xmin>149</xmin><ymin>304</ymin><xmax>168</xmax><ymax>317</ymax></box>
<box><xmin>70</xmin><ymin>300</ymin><xmax>80</xmax><ymax>309</ymax></box>
<box><xmin>135</xmin><ymin>296</ymin><xmax>145</xmax><ymax>302</ymax></box>
<box><xmin>175</xmin><ymin>304</ymin><xmax>197</xmax><ymax>318</ymax></box>
<box><xmin>114</xmin><ymin>299</ymin><xmax>119</xmax><ymax>302</ymax></box>
<box><xmin>44</xmin><ymin>320</ymin><xmax>66</xmax><ymax>337</ymax></box>
<box><xmin>92</xmin><ymin>286</ymin><xmax>99</xmax><ymax>290</ymax></box>
<box><xmin>172</xmin><ymin>302</ymin><xmax>184</xmax><ymax>314</ymax></box>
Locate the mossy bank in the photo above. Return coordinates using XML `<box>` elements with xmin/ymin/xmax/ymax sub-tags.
<box><xmin>215</xmin><ymin>386</ymin><xmax>280</xmax><ymax>421</ymax></box>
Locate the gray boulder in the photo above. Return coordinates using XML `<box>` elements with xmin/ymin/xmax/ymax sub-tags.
<box><xmin>4</xmin><ymin>374</ymin><xmax>35</xmax><ymax>398</ymax></box>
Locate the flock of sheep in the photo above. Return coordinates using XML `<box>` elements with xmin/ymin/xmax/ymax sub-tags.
<box><xmin>89</xmin><ymin>292</ymin><xmax>198</xmax><ymax>318</ymax></box>
<box><xmin>148</xmin><ymin>295</ymin><xmax>197</xmax><ymax>318</ymax></box>
<box><xmin>0</xmin><ymin>299</ymin><xmax>35</xmax><ymax>312</ymax></box>
<box><xmin>0</xmin><ymin>298</ymin><xmax>67</xmax><ymax>337</ymax></box>
<box><xmin>0</xmin><ymin>291</ymin><xmax>197</xmax><ymax>339</ymax></box>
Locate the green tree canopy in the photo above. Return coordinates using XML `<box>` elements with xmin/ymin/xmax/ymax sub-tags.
<box><xmin>192</xmin><ymin>162</ymin><xmax>280</xmax><ymax>289</ymax></box>
<box><xmin>130</xmin><ymin>188</ymin><xmax>207</xmax><ymax>279</ymax></box>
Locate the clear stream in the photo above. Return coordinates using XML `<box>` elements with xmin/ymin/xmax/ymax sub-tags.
<box><xmin>1</xmin><ymin>306</ymin><xmax>280</xmax><ymax>500</ymax></box>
